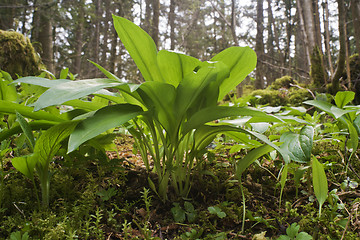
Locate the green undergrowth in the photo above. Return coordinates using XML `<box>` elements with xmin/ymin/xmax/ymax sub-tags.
<box><xmin>1</xmin><ymin>136</ymin><xmax>359</xmax><ymax>239</ymax></box>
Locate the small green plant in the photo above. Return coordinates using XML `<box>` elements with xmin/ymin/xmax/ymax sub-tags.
<box><xmin>208</xmin><ymin>206</ymin><xmax>226</xmax><ymax>219</ymax></box>
<box><xmin>9</xmin><ymin>231</ymin><xmax>30</xmax><ymax>240</ymax></box>
<box><xmin>180</xmin><ymin>228</ymin><xmax>203</xmax><ymax>240</ymax></box>
<box><xmin>11</xmin><ymin>118</ymin><xmax>77</xmax><ymax>207</ymax></box>
<box><xmin>171</xmin><ymin>201</ymin><xmax>196</xmax><ymax>223</ymax></box>
<box><xmin>97</xmin><ymin>187</ymin><xmax>117</xmax><ymax>201</ymax></box>
<box><xmin>277</xmin><ymin>223</ymin><xmax>312</xmax><ymax>240</ymax></box>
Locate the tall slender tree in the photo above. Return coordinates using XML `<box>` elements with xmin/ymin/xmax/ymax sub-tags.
<box><xmin>332</xmin><ymin>0</ymin><xmax>346</xmax><ymax>93</ymax></box>
<box><xmin>255</xmin><ymin>0</ymin><xmax>265</xmax><ymax>89</ymax></box>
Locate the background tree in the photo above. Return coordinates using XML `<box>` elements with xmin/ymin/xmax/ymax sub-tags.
<box><xmin>255</xmin><ymin>0</ymin><xmax>264</xmax><ymax>89</ymax></box>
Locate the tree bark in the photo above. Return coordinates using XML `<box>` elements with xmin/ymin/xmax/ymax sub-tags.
<box><xmin>169</xmin><ymin>0</ymin><xmax>176</xmax><ymax>50</ymax></box>
<box><xmin>101</xmin><ymin>0</ymin><xmax>111</xmax><ymax>68</ymax></box>
<box><xmin>323</xmin><ymin>0</ymin><xmax>334</xmax><ymax>77</ymax></box>
<box><xmin>332</xmin><ymin>0</ymin><xmax>346</xmax><ymax>93</ymax></box>
<box><xmin>31</xmin><ymin>0</ymin><xmax>55</xmax><ymax>73</ymax></box>
<box><xmin>151</xmin><ymin>0</ymin><xmax>160</xmax><ymax>47</ymax></box>
<box><xmin>255</xmin><ymin>0</ymin><xmax>264</xmax><ymax>89</ymax></box>
<box><xmin>73</xmin><ymin>0</ymin><xmax>85</xmax><ymax>76</ymax></box>
<box><xmin>230</xmin><ymin>0</ymin><xmax>238</xmax><ymax>46</ymax></box>
<box><xmin>0</xmin><ymin>0</ymin><xmax>15</xmax><ymax>30</ymax></box>
<box><xmin>351</xmin><ymin>0</ymin><xmax>360</xmax><ymax>54</ymax></box>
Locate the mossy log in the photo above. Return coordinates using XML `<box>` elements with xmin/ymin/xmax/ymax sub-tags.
<box><xmin>0</xmin><ymin>30</ymin><xmax>44</xmax><ymax>78</ymax></box>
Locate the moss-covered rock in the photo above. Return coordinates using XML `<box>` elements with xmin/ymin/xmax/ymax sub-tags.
<box><xmin>250</xmin><ymin>76</ymin><xmax>312</xmax><ymax>106</ymax></box>
<box><xmin>0</xmin><ymin>30</ymin><xmax>44</xmax><ymax>78</ymax></box>
<box><xmin>269</xmin><ymin>75</ymin><xmax>298</xmax><ymax>90</ymax></box>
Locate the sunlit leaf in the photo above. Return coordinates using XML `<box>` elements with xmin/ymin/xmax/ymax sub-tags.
<box><xmin>32</xmin><ymin>78</ymin><xmax>126</xmax><ymax>111</ymax></box>
<box><xmin>112</xmin><ymin>15</ymin><xmax>164</xmax><ymax>82</ymax></box>
<box><xmin>157</xmin><ymin>50</ymin><xmax>200</xmax><ymax>87</ymax></box>
<box><xmin>211</xmin><ymin>46</ymin><xmax>257</xmax><ymax>101</ymax></box>
<box><xmin>335</xmin><ymin>91</ymin><xmax>355</xmax><ymax>108</ymax></box>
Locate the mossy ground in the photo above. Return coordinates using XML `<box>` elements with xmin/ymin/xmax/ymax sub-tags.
<box><xmin>0</xmin><ymin>134</ymin><xmax>359</xmax><ymax>240</ymax></box>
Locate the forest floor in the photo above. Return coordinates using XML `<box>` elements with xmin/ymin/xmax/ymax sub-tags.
<box><xmin>1</xmin><ymin>134</ymin><xmax>360</xmax><ymax>239</ymax></box>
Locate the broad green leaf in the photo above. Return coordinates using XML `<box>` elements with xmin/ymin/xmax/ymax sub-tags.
<box><xmin>208</xmin><ymin>206</ymin><xmax>226</xmax><ymax>218</ymax></box>
<box><xmin>137</xmin><ymin>81</ymin><xmax>176</xmax><ymax>132</ymax></box>
<box><xmin>335</xmin><ymin>91</ymin><xmax>355</xmax><ymax>108</ymax></box>
<box><xmin>211</xmin><ymin>46</ymin><xmax>257</xmax><ymax>101</ymax></box>
<box><xmin>236</xmin><ymin>144</ymin><xmax>274</xmax><ymax>177</ymax></box>
<box><xmin>183</xmin><ymin>106</ymin><xmax>281</xmax><ymax>135</ymax></box>
<box><xmin>193</xmin><ymin>124</ymin><xmax>285</xmax><ymax>160</ymax></box>
<box><xmin>59</xmin><ymin>68</ymin><xmax>69</xmax><ymax>79</ymax></box>
<box><xmin>0</xmin><ymin>73</ymin><xmax>17</xmax><ymax>102</ymax></box>
<box><xmin>112</xmin><ymin>15</ymin><xmax>164</xmax><ymax>82</ymax></box>
<box><xmin>304</xmin><ymin>100</ymin><xmax>355</xmax><ymax>119</ymax></box>
<box><xmin>14</xmin><ymin>76</ymin><xmax>71</xmax><ymax>88</ymax></box>
<box><xmin>12</xmin><ymin>155</ymin><xmax>37</xmax><ymax>179</ymax></box>
<box><xmin>286</xmin><ymin>223</ymin><xmax>300</xmax><ymax>238</ymax></box>
<box><xmin>312</xmin><ymin>156</ymin><xmax>328</xmax><ymax>216</ymax></box>
<box><xmin>0</xmin><ymin>100</ymin><xmax>65</xmax><ymax>122</ymax></box>
<box><xmin>34</xmin><ymin>121</ymin><xmax>78</xmax><ymax>168</ymax></box>
<box><xmin>280</xmin><ymin>126</ymin><xmax>314</xmax><ymax>163</ymax></box>
<box><xmin>68</xmin><ymin>104</ymin><xmax>143</xmax><ymax>153</ymax></box>
<box><xmin>175</xmin><ymin>61</ymin><xmax>229</xmax><ymax>120</ymax></box>
<box><xmin>32</xmin><ymin>78</ymin><xmax>126</xmax><ymax>111</ymax></box>
<box><xmin>16</xmin><ymin>112</ymin><xmax>35</xmax><ymax>150</ymax></box>
<box><xmin>346</xmin><ymin>119</ymin><xmax>358</xmax><ymax>152</ymax></box>
<box><xmin>225</xmin><ymin>131</ymin><xmax>262</xmax><ymax>148</ymax></box>
<box><xmin>157</xmin><ymin>50</ymin><xmax>200</xmax><ymax>87</ymax></box>
<box><xmin>171</xmin><ymin>203</ymin><xmax>186</xmax><ymax>223</ymax></box>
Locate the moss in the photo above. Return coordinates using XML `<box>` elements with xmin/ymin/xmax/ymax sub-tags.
<box><xmin>269</xmin><ymin>75</ymin><xmax>298</xmax><ymax>90</ymax></box>
<box><xmin>249</xmin><ymin>76</ymin><xmax>311</xmax><ymax>106</ymax></box>
<box><xmin>310</xmin><ymin>46</ymin><xmax>327</xmax><ymax>88</ymax></box>
<box><xmin>288</xmin><ymin>88</ymin><xmax>312</xmax><ymax>106</ymax></box>
<box><xmin>0</xmin><ymin>30</ymin><xmax>44</xmax><ymax>78</ymax></box>
<box><xmin>251</xmin><ymin>89</ymin><xmax>288</xmax><ymax>106</ymax></box>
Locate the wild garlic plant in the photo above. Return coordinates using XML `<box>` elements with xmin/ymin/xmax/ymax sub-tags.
<box><xmin>11</xmin><ymin>16</ymin><xmax>284</xmax><ymax>201</ymax></box>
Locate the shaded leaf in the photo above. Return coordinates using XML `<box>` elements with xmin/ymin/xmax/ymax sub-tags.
<box><xmin>68</xmin><ymin>104</ymin><xmax>143</xmax><ymax>153</ymax></box>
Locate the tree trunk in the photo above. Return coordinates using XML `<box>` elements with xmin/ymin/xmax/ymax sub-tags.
<box><xmin>332</xmin><ymin>0</ymin><xmax>346</xmax><ymax>93</ymax></box>
<box><xmin>144</xmin><ymin>0</ymin><xmax>152</xmax><ymax>35</ymax></box>
<box><xmin>101</xmin><ymin>0</ymin><xmax>111</xmax><ymax>68</ymax></box>
<box><xmin>283</xmin><ymin>0</ymin><xmax>293</xmax><ymax>76</ymax></box>
<box><xmin>351</xmin><ymin>0</ymin><xmax>360</xmax><ymax>54</ymax></box>
<box><xmin>301</xmin><ymin>0</ymin><xmax>316</xmax><ymax>50</ymax></box>
<box><xmin>0</xmin><ymin>0</ymin><xmax>15</xmax><ymax>30</ymax></box>
<box><xmin>255</xmin><ymin>0</ymin><xmax>264</xmax><ymax>89</ymax></box>
<box><xmin>152</xmin><ymin>0</ymin><xmax>160</xmax><ymax>47</ymax></box>
<box><xmin>300</xmin><ymin>0</ymin><xmax>326</xmax><ymax>87</ymax></box>
<box><xmin>323</xmin><ymin>0</ymin><xmax>334</xmax><ymax>77</ymax></box>
<box><xmin>230</xmin><ymin>0</ymin><xmax>238</xmax><ymax>46</ymax></box>
<box><xmin>73</xmin><ymin>0</ymin><xmax>85</xmax><ymax>76</ymax></box>
<box><xmin>31</xmin><ymin>0</ymin><xmax>55</xmax><ymax>73</ymax></box>
<box><xmin>169</xmin><ymin>0</ymin><xmax>176</xmax><ymax>50</ymax></box>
